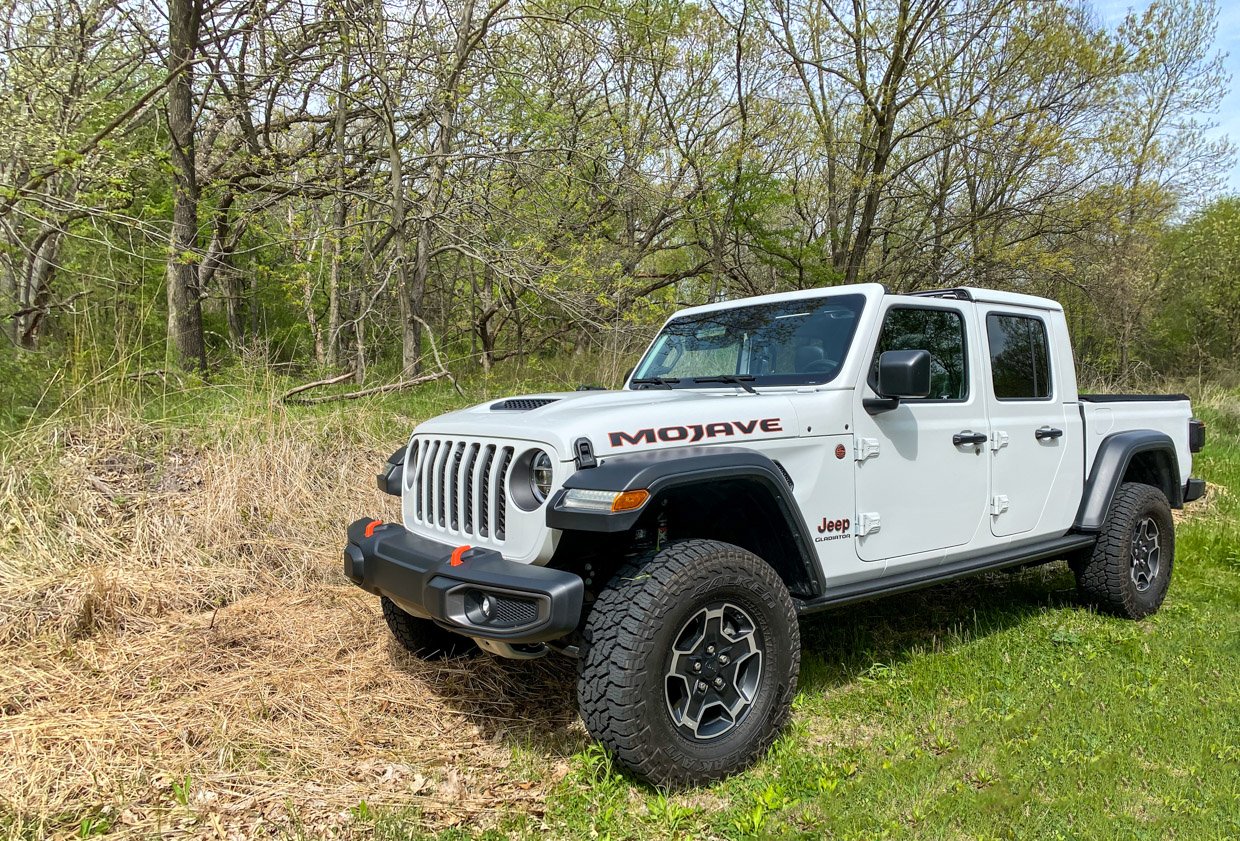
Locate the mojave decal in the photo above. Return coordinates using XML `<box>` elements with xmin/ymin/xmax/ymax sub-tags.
<box><xmin>608</xmin><ymin>418</ymin><xmax>783</xmax><ymax>447</ymax></box>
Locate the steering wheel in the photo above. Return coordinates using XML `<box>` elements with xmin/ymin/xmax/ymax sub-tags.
<box><xmin>804</xmin><ymin>358</ymin><xmax>838</xmax><ymax>374</ymax></box>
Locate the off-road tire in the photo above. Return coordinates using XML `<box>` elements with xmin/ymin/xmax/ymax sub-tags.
<box><xmin>1074</xmin><ymin>482</ymin><xmax>1174</xmax><ymax>619</ymax></box>
<box><xmin>381</xmin><ymin>596</ymin><xmax>478</xmax><ymax>659</ymax></box>
<box><xmin>577</xmin><ymin>539</ymin><xmax>800</xmax><ymax>787</ymax></box>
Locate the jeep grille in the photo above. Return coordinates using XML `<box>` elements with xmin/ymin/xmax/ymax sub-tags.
<box><xmin>406</xmin><ymin>437</ymin><xmax>515</xmax><ymax>542</ymax></box>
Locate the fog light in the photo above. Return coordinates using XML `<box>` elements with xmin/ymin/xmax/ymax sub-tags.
<box><xmin>464</xmin><ymin>588</ymin><xmax>495</xmax><ymax>625</ymax></box>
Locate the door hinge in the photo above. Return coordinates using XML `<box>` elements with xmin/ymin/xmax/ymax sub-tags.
<box><xmin>854</xmin><ymin>437</ymin><xmax>880</xmax><ymax>462</ymax></box>
<box><xmin>991</xmin><ymin>495</ymin><xmax>1010</xmax><ymax>516</ymax></box>
<box><xmin>857</xmin><ymin>512</ymin><xmax>882</xmax><ymax>536</ymax></box>
<box><xmin>990</xmin><ymin>430</ymin><xmax>1009</xmax><ymax>452</ymax></box>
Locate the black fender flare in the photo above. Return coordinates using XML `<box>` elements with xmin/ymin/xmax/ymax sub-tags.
<box><xmin>546</xmin><ymin>446</ymin><xmax>823</xmax><ymax>596</ymax></box>
<box><xmin>1075</xmin><ymin>430</ymin><xmax>1182</xmax><ymax>531</ymax></box>
<box><xmin>378</xmin><ymin>445</ymin><xmax>407</xmax><ymax>496</ymax></box>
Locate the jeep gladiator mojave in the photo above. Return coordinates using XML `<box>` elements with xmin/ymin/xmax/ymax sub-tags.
<box><xmin>342</xmin><ymin>283</ymin><xmax>1206</xmax><ymax>786</ymax></box>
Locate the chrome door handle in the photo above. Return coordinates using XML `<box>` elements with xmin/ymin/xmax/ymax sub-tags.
<box><xmin>953</xmin><ymin>431</ymin><xmax>988</xmax><ymax>446</ymax></box>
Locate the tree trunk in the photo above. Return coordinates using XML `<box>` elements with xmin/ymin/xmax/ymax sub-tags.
<box><xmin>327</xmin><ymin>23</ymin><xmax>351</xmax><ymax>368</ymax></box>
<box><xmin>18</xmin><ymin>228</ymin><xmax>64</xmax><ymax>348</ymax></box>
<box><xmin>165</xmin><ymin>0</ymin><xmax>207</xmax><ymax>371</ymax></box>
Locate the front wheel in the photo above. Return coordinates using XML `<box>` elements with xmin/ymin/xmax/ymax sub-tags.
<box><xmin>577</xmin><ymin>540</ymin><xmax>800</xmax><ymax>787</ymax></box>
<box><xmin>1074</xmin><ymin>482</ymin><xmax>1174</xmax><ymax>619</ymax></box>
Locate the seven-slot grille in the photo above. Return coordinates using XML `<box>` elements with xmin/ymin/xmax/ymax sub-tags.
<box><xmin>405</xmin><ymin>437</ymin><xmax>515</xmax><ymax>542</ymax></box>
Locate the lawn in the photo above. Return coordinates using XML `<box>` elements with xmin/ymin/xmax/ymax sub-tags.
<box><xmin>1</xmin><ymin>374</ymin><xmax>1236</xmax><ymax>839</ymax></box>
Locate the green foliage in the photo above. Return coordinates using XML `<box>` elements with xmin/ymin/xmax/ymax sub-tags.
<box><xmin>1150</xmin><ymin>197</ymin><xmax>1240</xmax><ymax>379</ymax></box>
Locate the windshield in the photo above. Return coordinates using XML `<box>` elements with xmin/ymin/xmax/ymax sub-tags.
<box><xmin>630</xmin><ymin>294</ymin><xmax>866</xmax><ymax>388</ymax></box>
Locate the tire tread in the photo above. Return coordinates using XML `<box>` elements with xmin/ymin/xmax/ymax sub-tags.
<box><xmin>577</xmin><ymin>539</ymin><xmax>799</xmax><ymax>786</ymax></box>
<box><xmin>1075</xmin><ymin>482</ymin><xmax>1173</xmax><ymax>620</ymax></box>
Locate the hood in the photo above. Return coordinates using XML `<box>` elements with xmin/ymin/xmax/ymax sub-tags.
<box><xmin>412</xmin><ymin>388</ymin><xmax>805</xmax><ymax>460</ymax></box>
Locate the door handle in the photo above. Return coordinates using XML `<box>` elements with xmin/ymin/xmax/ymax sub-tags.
<box><xmin>1035</xmin><ymin>426</ymin><xmax>1064</xmax><ymax>441</ymax></box>
<box><xmin>953</xmin><ymin>431</ymin><xmax>988</xmax><ymax>446</ymax></box>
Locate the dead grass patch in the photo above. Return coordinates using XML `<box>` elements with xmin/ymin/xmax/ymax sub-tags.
<box><xmin>1</xmin><ymin>588</ymin><xmax>581</xmax><ymax>837</ymax></box>
<box><xmin>0</xmin><ymin>413</ymin><xmax>584</xmax><ymax>838</ymax></box>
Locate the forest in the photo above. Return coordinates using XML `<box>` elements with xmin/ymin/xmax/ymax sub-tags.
<box><xmin>0</xmin><ymin>0</ymin><xmax>1237</xmax><ymax>410</ymax></box>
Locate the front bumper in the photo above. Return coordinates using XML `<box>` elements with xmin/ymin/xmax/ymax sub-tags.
<box><xmin>343</xmin><ymin>518</ymin><xmax>584</xmax><ymax>643</ymax></box>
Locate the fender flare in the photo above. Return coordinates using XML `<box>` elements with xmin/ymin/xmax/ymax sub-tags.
<box><xmin>1075</xmin><ymin>430</ymin><xmax>1182</xmax><ymax>531</ymax></box>
<box><xmin>546</xmin><ymin>446</ymin><xmax>823</xmax><ymax>596</ymax></box>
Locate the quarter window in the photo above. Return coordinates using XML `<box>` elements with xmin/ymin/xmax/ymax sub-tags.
<box><xmin>986</xmin><ymin>314</ymin><xmax>1051</xmax><ymax>399</ymax></box>
<box><xmin>871</xmin><ymin>308</ymin><xmax>968</xmax><ymax>401</ymax></box>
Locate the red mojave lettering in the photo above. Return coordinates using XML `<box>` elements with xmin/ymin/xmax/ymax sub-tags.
<box><xmin>608</xmin><ymin>418</ymin><xmax>784</xmax><ymax>448</ymax></box>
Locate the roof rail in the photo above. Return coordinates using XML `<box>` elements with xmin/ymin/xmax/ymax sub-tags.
<box><xmin>906</xmin><ymin>287</ymin><xmax>973</xmax><ymax>301</ymax></box>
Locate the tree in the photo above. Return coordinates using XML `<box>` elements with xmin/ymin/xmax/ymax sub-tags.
<box><xmin>164</xmin><ymin>0</ymin><xmax>207</xmax><ymax>370</ymax></box>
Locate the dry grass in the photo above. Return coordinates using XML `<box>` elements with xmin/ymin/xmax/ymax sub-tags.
<box><xmin>0</xmin><ymin>410</ymin><xmax>583</xmax><ymax>839</ymax></box>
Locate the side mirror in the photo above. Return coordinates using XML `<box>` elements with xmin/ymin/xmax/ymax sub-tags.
<box><xmin>865</xmin><ymin>349</ymin><xmax>931</xmax><ymax>413</ymax></box>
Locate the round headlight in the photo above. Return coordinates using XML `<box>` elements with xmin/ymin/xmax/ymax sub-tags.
<box><xmin>530</xmin><ymin>450</ymin><xmax>553</xmax><ymax>503</ymax></box>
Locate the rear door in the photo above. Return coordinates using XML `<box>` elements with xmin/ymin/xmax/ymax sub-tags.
<box><xmin>981</xmin><ymin>310</ymin><xmax>1081</xmax><ymax>537</ymax></box>
<box><xmin>851</xmin><ymin>301</ymin><xmax>990</xmax><ymax>567</ymax></box>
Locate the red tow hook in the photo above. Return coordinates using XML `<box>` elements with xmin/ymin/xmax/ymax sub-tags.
<box><xmin>363</xmin><ymin>519</ymin><xmax>383</xmax><ymax>538</ymax></box>
<box><xmin>450</xmin><ymin>545</ymin><xmax>471</xmax><ymax>567</ymax></box>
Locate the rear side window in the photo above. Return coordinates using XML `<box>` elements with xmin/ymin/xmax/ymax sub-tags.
<box><xmin>871</xmin><ymin>307</ymin><xmax>968</xmax><ymax>401</ymax></box>
<box><xmin>986</xmin><ymin>314</ymin><xmax>1051</xmax><ymax>399</ymax></box>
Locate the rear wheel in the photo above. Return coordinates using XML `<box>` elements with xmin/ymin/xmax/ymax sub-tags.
<box><xmin>381</xmin><ymin>596</ymin><xmax>478</xmax><ymax>659</ymax></box>
<box><xmin>1074</xmin><ymin>482</ymin><xmax>1174</xmax><ymax>619</ymax></box>
<box><xmin>577</xmin><ymin>539</ymin><xmax>800</xmax><ymax>787</ymax></box>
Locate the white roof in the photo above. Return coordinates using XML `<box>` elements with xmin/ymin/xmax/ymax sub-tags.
<box><xmin>930</xmin><ymin>286</ymin><xmax>1064</xmax><ymax>312</ymax></box>
<box><xmin>670</xmin><ymin>283</ymin><xmax>1062</xmax><ymax>318</ymax></box>
<box><xmin>672</xmin><ymin>283</ymin><xmax>886</xmax><ymax>318</ymax></box>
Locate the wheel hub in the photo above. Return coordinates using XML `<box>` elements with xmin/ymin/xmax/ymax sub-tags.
<box><xmin>1130</xmin><ymin>516</ymin><xmax>1161</xmax><ymax>593</ymax></box>
<box><xmin>664</xmin><ymin>602</ymin><xmax>763</xmax><ymax>741</ymax></box>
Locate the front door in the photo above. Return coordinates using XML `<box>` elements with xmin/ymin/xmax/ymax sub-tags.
<box><xmin>852</xmin><ymin>302</ymin><xmax>990</xmax><ymax>566</ymax></box>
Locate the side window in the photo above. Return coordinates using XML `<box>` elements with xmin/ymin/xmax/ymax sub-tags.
<box><xmin>986</xmin><ymin>314</ymin><xmax>1051</xmax><ymax>400</ymax></box>
<box><xmin>871</xmin><ymin>308</ymin><xmax>968</xmax><ymax>401</ymax></box>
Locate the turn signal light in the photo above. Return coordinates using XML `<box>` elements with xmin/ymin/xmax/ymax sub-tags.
<box><xmin>612</xmin><ymin>489</ymin><xmax>650</xmax><ymax>512</ymax></box>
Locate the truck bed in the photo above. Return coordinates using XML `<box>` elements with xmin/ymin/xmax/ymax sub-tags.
<box><xmin>1080</xmin><ymin>396</ymin><xmax>1193</xmax><ymax>494</ymax></box>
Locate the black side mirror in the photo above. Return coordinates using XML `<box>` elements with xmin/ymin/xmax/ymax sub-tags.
<box><xmin>864</xmin><ymin>349</ymin><xmax>931</xmax><ymax>414</ymax></box>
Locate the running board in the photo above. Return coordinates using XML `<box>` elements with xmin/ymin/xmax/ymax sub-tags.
<box><xmin>795</xmin><ymin>534</ymin><xmax>1096</xmax><ymax>615</ymax></box>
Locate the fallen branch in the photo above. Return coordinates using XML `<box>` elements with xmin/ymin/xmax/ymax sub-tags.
<box><xmin>283</xmin><ymin>370</ymin><xmax>451</xmax><ymax>405</ymax></box>
<box><xmin>125</xmin><ymin>369</ymin><xmax>170</xmax><ymax>382</ymax></box>
<box><xmin>279</xmin><ymin>370</ymin><xmax>355</xmax><ymax>402</ymax></box>
<box><xmin>281</xmin><ymin>318</ymin><xmax>462</xmax><ymax>405</ymax></box>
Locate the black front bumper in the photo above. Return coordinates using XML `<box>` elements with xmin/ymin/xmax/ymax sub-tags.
<box><xmin>343</xmin><ymin>518</ymin><xmax>584</xmax><ymax>643</ymax></box>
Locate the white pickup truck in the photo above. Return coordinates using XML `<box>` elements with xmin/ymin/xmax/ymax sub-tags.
<box><xmin>343</xmin><ymin>283</ymin><xmax>1206</xmax><ymax>786</ymax></box>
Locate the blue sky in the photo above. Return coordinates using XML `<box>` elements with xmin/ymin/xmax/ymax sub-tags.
<box><xmin>1093</xmin><ymin>0</ymin><xmax>1240</xmax><ymax>193</ymax></box>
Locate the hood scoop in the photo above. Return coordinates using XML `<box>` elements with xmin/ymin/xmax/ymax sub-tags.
<box><xmin>491</xmin><ymin>397</ymin><xmax>560</xmax><ymax>411</ymax></box>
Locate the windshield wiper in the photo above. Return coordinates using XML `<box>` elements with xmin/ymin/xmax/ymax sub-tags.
<box><xmin>630</xmin><ymin>376</ymin><xmax>681</xmax><ymax>389</ymax></box>
<box><xmin>692</xmin><ymin>375</ymin><xmax>758</xmax><ymax>395</ymax></box>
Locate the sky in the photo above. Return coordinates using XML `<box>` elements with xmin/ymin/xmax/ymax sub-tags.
<box><xmin>1093</xmin><ymin>0</ymin><xmax>1240</xmax><ymax>194</ymax></box>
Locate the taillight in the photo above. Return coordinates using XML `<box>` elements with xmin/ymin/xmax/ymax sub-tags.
<box><xmin>1189</xmin><ymin>418</ymin><xmax>1206</xmax><ymax>453</ymax></box>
